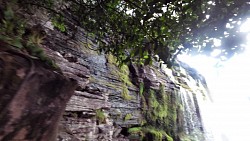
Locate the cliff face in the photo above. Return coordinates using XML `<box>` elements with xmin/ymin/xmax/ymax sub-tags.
<box><xmin>23</xmin><ymin>11</ymin><xmax>209</xmax><ymax>141</ymax></box>
<box><xmin>0</xmin><ymin>46</ymin><xmax>77</xmax><ymax>141</ymax></box>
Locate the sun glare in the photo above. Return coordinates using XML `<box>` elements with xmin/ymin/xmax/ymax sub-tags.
<box><xmin>179</xmin><ymin>17</ymin><xmax>250</xmax><ymax>141</ymax></box>
<box><xmin>240</xmin><ymin>18</ymin><xmax>250</xmax><ymax>32</ymax></box>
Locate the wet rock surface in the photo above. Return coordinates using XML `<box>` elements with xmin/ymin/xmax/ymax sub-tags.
<box><xmin>23</xmin><ymin>11</ymin><xmax>209</xmax><ymax>141</ymax></box>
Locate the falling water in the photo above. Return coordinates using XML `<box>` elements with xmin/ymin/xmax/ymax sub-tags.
<box><xmin>180</xmin><ymin>87</ymin><xmax>198</xmax><ymax>135</ymax></box>
<box><xmin>179</xmin><ymin>51</ymin><xmax>250</xmax><ymax>141</ymax></box>
<box><xmin>178</xmin><ymin>55</ymin><xmax>250</xmax><ymax>141</ymax></box>
<box><xmin>177</xmin><ymin>18</ymin><xmax>250</xmax><ymax>141</ymax></box>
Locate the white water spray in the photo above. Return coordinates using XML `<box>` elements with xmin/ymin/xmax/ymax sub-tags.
<box><xmin>179</xmin><ymin>18</ymin><xmax>250</xmax><ymax>141</ymax></box>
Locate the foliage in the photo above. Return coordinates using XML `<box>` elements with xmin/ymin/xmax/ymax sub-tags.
<box><xmin>128</xmin><ymin>126</ymin><xmax>173</xmax><ymax>141</ymax></box>
<box><xmin>124</xmin><ymin>113</ymin><xmax>132</xmax><ymax>121</ymax></box>
<box><xmin>119</xmin><ymin>64</ymin><xmax>133</xmax><ymax>86</ymax></box>
<box><xmin>0</xmin><ymin>1</ymin><xmax>57</xmax><ymax>68</ymax></box>
<box><xmin>107</xmin><ymin>54</ymin><xmax>133</xmax><ymax>100</ymax></box>
<box><xmin>121</xmin><ymin>85</ymin><xmax>132</xmax><ymax>100</ymax></box>
<box><xmin>145</xmin><ymin>86</ymin><xmax>170</xmax><ymax>123</ymax></box>
<box><xmin>132</xmin><ymin>83</ymin><xmax>181</xmax><ymax>140</ymax></box>
<box><xmin>19</xmin><ymin>0</ymin><xmax>250</xmax><ymax>66</ymax></box>
<box><xmin>95</xmin><ymin>109</ymin><xmax>106</xmax><ymax>124</ymax></box>
<box><xmin>0</xmin><ymin>3</ymin><xmax>24</xmax><ymax>48</ymax></box>
<box><xmin>128</xmin><ymin>127</ymin><xmax>142</xmax><ymax>134</ymax></box>
<box><xmin>107</xmin><ymin>54</ymin><xmax>132</xmax><ymax>85</ymax></box>
<box><xmin>51</xmin><ymin>15</ymin><xmax>66</xmax><ymax>32</ymax></box>
<box><xmin>139</xmin><ymin>82</ymin><xmax>144</xmax><ymax>96</ymax></box>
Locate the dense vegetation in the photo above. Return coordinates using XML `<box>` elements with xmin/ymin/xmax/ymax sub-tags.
<box><xmin>0</xmin><ymin>0</ymin><xmax>248</xmax><ymax>66</ymax></box>
<box><xmin>16</xmin><ymin>0</ymin><xmax>249</xmax><ymax>66</ymax></box>
<box><xmin>1</xmin><ymin>1</ymin><xmax>244</xmax><ymax>140</ymax></box>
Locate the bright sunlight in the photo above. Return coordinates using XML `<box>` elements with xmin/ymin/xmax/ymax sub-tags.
<box><xmin>179</xmin><ymin>18</ymin><xmax>250</xmax><ymax>141</ymax></box>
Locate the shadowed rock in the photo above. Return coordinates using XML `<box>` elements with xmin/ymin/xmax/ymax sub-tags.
<box><xmin>0</xmin><ymin>47</ymin><xmax>77</xmax><ymax>141</ymax></box>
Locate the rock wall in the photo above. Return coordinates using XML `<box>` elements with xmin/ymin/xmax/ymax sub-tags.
<box><xmin>24</xmin><ymin>10</ymin><xmax>209</xmax><ymax>141</ymax></box>
<box><xmin>0</xmin><ymin>46</ymin><xmax>77</xmax><ymax>141</ymax></box>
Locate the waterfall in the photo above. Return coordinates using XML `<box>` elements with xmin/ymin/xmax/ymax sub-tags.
<box><xmin>177</xmin><ymin>18</ymin><xmax>250</xmax><ymax>141</ymax></box>
<box><xmin>178</xmin><ymin>50</ymin><xmax>250</xmax><ymax>141</ymax></box>
<box><xmin>168</xmin><ymin>62</ymin><xmax>210</xmax><ymax>141</ymax></box>
<box><xmin>178</xmin><ymin>85</ymin><xmax>209</xmax><ymax>141</ymax></box>
<box><xmin>180</xmin><ymin>87</ymin><xmax>201</xmax><ymax>135</ymax></box>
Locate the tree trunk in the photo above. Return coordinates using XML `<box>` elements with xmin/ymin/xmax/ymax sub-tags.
<box><xmin>0</xmin><ymin>47</ymin><xmax>77</xmax><ymax>141</ymax></box>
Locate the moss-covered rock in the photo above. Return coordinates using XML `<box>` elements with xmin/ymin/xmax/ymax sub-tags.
<box><xmin>95</xmin><ymin>109</ymin><xmax>106</xmax><ymax>124</ymax></box>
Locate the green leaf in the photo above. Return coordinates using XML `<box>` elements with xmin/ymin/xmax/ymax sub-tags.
<box><xmin>12</xmin><ymin>39</ymin><xmax>23</xmax><ymax>48</ymax></box>
<box><xmin>22</xmin><ymin>0</ymin><xmax>249</xmax><ymax>66</ymax></box>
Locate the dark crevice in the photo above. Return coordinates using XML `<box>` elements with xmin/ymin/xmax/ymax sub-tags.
<box><xmin>120</xmin><ymin>127</ymin><xmax>129</xmax><ymax>137</ymax></box>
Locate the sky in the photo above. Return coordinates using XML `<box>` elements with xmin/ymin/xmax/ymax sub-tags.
<box><xmin>179</xmin><ymin>18</ymin><xmax>250</xmax><ymax>141</ymax></box>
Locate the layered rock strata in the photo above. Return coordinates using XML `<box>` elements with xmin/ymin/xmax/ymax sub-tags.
<box><xmin>22</xmin><ymin>10</ymin><xmax>209</xmax><ymax>141</ymax></box>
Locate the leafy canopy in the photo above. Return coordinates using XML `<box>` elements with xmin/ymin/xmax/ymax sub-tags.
<box><xmin>20</xmin><ymin>0</ymin><xmax>250</xmax><ymax>66</ymax></box>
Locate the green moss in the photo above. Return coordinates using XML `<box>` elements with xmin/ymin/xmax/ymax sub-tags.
<box><xmin>118</xmin><ymin>64</ymin><xmax>133</xmax><ymax>86</ymax></box>
<box><xmin>128</xmin><ymin>127</ymin><xmax>142</xmax><ymax>134</ymax></box>
<box><xmin>132</xmin><ymin>83</ymin><xmax>181</xmax><ymax>140</ymax></box>
<box><xmin>146</xmin><ymin>87</ymin><xmax>169</xmax><ymax>123</ymax></box>
<box><xmin>128</xmin><ymin>127</ymin><xmax>144</xmax><ymax>140</ymax></box>
<box><xmin>107</xmin><ymin>52</ymin><xmax>179</xmax><ymax>141</ymax></box>
<box><xmin>52</xmin><ymin>15</ymin><xmax>66</xmax><ymax>32</ymax></box>
<box><xmin>157</xmin><ymin>105</ymin><xmax>168</xmax><ymax>119</ymax></box>
<box><xmin>149</xmin><ymin>89</ymin><xmax>159</xmax><ymax>108</ymax></box>
<box><xmin>0</xmin><ymin>2</ymin><xmax>57</xmax><ymax>69</ymax></box>
<box><xmin>90</xmin><ymin>73</ymin><xmax>132</xmax><ymax>101</ymax></box>
<box><xmin>145</xmin><ymin>128</ymin><xmax>163</xmax><ymax>141</ymax></box>
<box><xmin>107</xmin><ymin>53</ymin><xmax>118</xmax><ymax>65</ymax></box>
<box><xmin>107</xmin><ymin>54</ymin><xmax>132</xmax><ymax>86</ymax></box>
<box><xmin>121</xmin><ymin>85</ymin><xmax>132</xmax><ymax>100</ymax></box>
<box><xmin>165</xmin><ymin>134</ymin><xmax>174</xmax><ymax>141</ymax></box>
<box><xmin>95</xmin><ymin>109</ymin><xmax>106</xmax><ymax>124</ymax></box>
<box><xmin>140</xmin><ymin>119</ymin><xmax>147</xmax><ymax>126</ymax></box>
<box><xmin>124</xmin><ymin>113</ymin><xmax>132</xmax><ymax>121</ymax></box>
<box><xmin>139</xmin><ymin>82</ymin><xmax>144</xmax><ymax>96</ymax></box>
<box><xmin>107</xmin><ymin>54</ymin><xmax>133</xmax><ymax>101</ymax></box>
<box><xmin>141</xmin><ymin>127</ymin><xmax>173</xmax><ymax>141</ymax></box>
<box><xmin>129</xmin><ymin>127</ymin><xmax>168</xmax><ymax>141</ymax></box>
